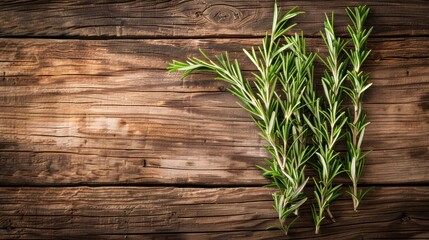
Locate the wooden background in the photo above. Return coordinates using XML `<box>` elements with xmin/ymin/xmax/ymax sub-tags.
<box><xmin>0</xmin><ymin>0</ymin><xmax>428</xmax><ymax>239</ymax></box>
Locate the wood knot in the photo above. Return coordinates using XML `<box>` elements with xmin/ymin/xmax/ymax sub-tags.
<box><xmin>194</xmin><ymin>11</ymin><xmax>203</xmax><ymax>18</ymax></box>
<box><xmin>401</xmin><ymin>213</ymin><xmax>411</xmax><ymax>224</ymax></box>
<box><xmin>203</xmin><ymin>5</ymin><xmax>243</xmax><ymax>25</ymax></box>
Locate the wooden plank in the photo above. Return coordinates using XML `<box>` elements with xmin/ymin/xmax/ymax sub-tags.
<box><xmin>0</xmin><ymin>186</ymin><xmax>427</xmax><ymax>239</ymax></box>
<box><xmin>0</xmin><ymin>1</ymin><xmax>428</xmax><ymax>38</ymax></box>
<box><xmin>0</xmin><ymin>38</ymin><xmax>427</xmax><ymax>185</ymax></box>
<box><xmin>0</xmin><ymin>147</ymin><xmax>427</xmax><ymax>186</ymax></box>
<box><xmin>1</xmin><ymin>38</ymin><xmax>429</xmax><ymax>76</ymax></box>
<box><xmin>88</xmin><ymin>231</ymin><xmax>429</xmax><ymax>240</ymax></box>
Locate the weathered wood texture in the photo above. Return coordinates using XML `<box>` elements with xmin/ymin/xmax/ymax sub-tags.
<box><xmin>0</xmin><ymin>0</ymin><xmax>428</xmax><ymax>38</ymax></box>
<box><xmin>0</xmin><ymin>38</ymin><xmax>428</xmax><ymax>186</ymax></box>
<box><xmin>0</xmin><ymin>186</ymin><xmax>428</xmax><ymax>239</ymax></box>
<box><xmin>0</xmin><ymin>0</ymin><xmax>428</xmax><ymax>239</ymax></box>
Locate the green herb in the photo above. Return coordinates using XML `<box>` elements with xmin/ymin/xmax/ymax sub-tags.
<box><xmin>168</xmin><ymin>3</ymin><xmax>373</xmax><ymax>236</ymax></box>
<box><xmin>168</xmin><ymin>4</ymin><xmax>314</xmax><ymax>235</ymax></box>
<box><xmin>343</xmin><ymin>5</ymin><xmax>373</xmax><ymax>211</ymax></box>
<box><xmin>304</xmin><ymin>13</ymin><xmax>348</xmax><ymax>234</ymax></box>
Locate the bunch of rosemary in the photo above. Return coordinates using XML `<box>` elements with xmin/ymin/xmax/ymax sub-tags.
<box><xmin>169</xmin><ymin>6</ymin><xmax>313</xmax><ymax>234</ymax></box>
<box><xmin>168</xmin><ymin>3</ymin><xmax>372</xmax><ymax>235</ymax></box>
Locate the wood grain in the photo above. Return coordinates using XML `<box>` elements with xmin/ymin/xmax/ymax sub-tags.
<box><xmin>0</xmin><ymin>0</ymin><xmax>428</xmax><ymax>38</ymax></box>
<box><xmin>0</xmin><ymin>186</ymin><xmax>427</xmax><ymax>239</ymax></box>
<box><xmin>0</xmin><ymin>38</ymin><xmax>427</xmax><ymax>185</ymax></box>
<box><xmin>0</xmin><ymin>1</ymin><xmax>428</xmax><ymax>239</ymax></box>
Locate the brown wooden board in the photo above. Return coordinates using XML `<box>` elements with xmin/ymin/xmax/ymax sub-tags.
<box><xmin>0</xmin><ymin>1</ymin><xmax>428</xmax><ymax>38</ymax></box>
<box><xmin>0</xmin><ymin>38</ymin><xmax>428</xmax><ymax>186</ymax></box>
<box><xmin>0</xmin><ymin>186</ymin><xmax>427</xmax><ymax>239</ymax></box>
<box><xmin>0</xmin><ymin>1</ymin><xmax>428</xmax><ymax>239</ymax></box>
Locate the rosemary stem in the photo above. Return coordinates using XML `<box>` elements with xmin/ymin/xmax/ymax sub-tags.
<box><xmin>352</xmin><ymin>102</ymin><xmax>359</xmax><ymax>210</ymax></box>
<box><xmin>327</xmin><ymin>207</ymin><xmax>336</xmax><ymax>222</ymax></box>
<box><xmin>353</xmin><ymin>182</ymin><xmax>358</xmax><ymax>211</ymax></box>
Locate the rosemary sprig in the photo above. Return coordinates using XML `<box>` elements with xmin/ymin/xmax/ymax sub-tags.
<box><xmin>344</xmin><ymin>5</ymin><xmax>373</xmax><ymax>211</ymax></box>
<box><xmin>168</xmin><ymin>4</ymin><xmax>313</xmax><ymax>235</ymax></box>
<box><xmin>304</xmin><ymin>13</ymin><xmax>348</xmax><ymax>234</ymax></box>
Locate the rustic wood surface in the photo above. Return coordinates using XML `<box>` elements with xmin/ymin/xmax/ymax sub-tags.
<box><xmin>0</xmin><ymin>38</ymin><xmax>427</xmax><ymax>186</ymax></box>
<box><xmin>0</xmin><ymin>186</ymin><xmax>428</xmax><ymax>239</ymax></box>
<box><xmin>0</xmin><ymin>0</ymin><xmax>428</xmax><ymax>38</ymax></box>
<box><xmin>0</xmin><ymin>0</ymin><xmax>428</xmax><ymax>239</ymax></box>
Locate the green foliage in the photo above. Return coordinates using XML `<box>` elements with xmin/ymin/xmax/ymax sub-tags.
<box><xmin>343</xmin><ymin>5</ymin><xmax>373</xmax><ymax>211</ymax></box>
<box><xmin>168</xmin><ymin>3</ymin><xmax>372</xmax><ymax>236</ymax></box>
<box><xmin>169</xmin><ymin>4</ymin><xmax>313</xmax><ymax>235</ymax></box>
<box><xmin>304</xmin><ymin>13</ymin><xmax>348</xmax><ymax>234</ymax></box>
